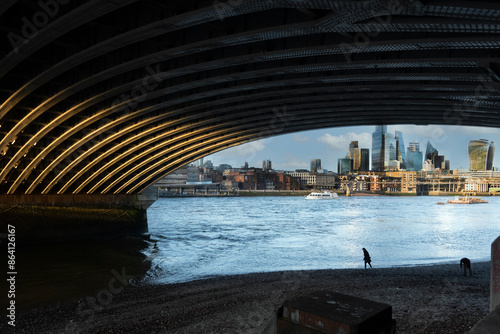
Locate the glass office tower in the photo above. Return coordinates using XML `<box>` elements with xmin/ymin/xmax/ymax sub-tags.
<box><xmin>349</xmin><ymin>141</ymin><xmax>361</xmax><ymax>170</ymax></box>
<box><xmin>338</xmin><ymin>158</ymin><xmax>352</xmax><ymax>174</ymax></box>
<box><xmin>425</xmin><ymin>141</ymin><xmax>438</xmax><ymax>161</ymax></box>
<box><xmin>360</xmin><ymin>148</ymin><xmax>369</xmax><ymax>171</ymax></box>
<box><xmin>468</xmin><ymin>139</ymin><xmax>495</xmax><ymax>171</ymax></box>
<box><xmin>310</xmin><ymin>159</ymin><xmax>322</xmax><ymax>173</ymax></box>
<box><xmin>384</xmin><ymin>133</ymin><xmax>397</xmax><ymax>170</ymax></box>
<box><xmin>395</xmin><ymin>131</ymin><xmax>406</xmax><ymax>170</ymax></box>
<box><xmin>371</xmin><ymin>125</ymin><xmax>386</xmax><ymax>171</ymax></box>
<box><xmin>406</xmin><ymin>141</ymin><xmax>423</xmax><ymax>171</ymax></box>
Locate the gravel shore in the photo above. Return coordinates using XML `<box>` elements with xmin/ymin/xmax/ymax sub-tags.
<box><xmin>7</xmin><ymin>261</ymin><xmax>490</xmax><ymax>334</ymax></box>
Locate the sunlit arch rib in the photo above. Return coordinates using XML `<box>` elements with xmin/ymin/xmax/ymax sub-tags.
<box><xmin>39</xmin><ymin>111</ymin><xmax>186</xmax><ymax>194</ymax></box>
<box><xmin>1</xmin><ymin>35</ymin><xmax>493</xmax><ymax>164</ymax></box>
<box><xmin>110</xmin><ymin>99</ymin><xmax>500</xmax><ymax>195</ymax></box>
<box><xmin>10</xmin><ymin>104</ymin><xmax>160</xmax><ymax>194</ymax></box>
<box><xmin>0</xmin><ymin>0</ymin><xmax>256</xmax><ymax>119</ymax></box>
<box><xmin>2</xmin><ymin>92</ymin><xmax>148</xmax><ymax>185</ymax></box>
<box><xmin>24</xmin><ymin>107</ymin><xmax>163</xmax><ymax>194</ymax></box>
<box><xmin>3</xmin><ymin>0</ymin><xmax>366</xmax><ymax>119</ymax></box>
<box><xmin>124</xmin><ymin>123</ymin><xmax>320</xmax><ymax>195</ymax></box>
<box><xmin>113</xmin><ymin>133</ymin><xmax>257</xmax><ymax>194</ymax></box>
<box><xmin>0</xmin><ymin>54</ymin><xmax>490</xmax><ymax>175</ymax></box>
<box><xmin>65</xmin><ymin>122</ymin><xmax>255</xmax><ymax>195</ymax></box>
<box><xmin>1</xmin><ymin>33</ymin><xmax>497</xmax><ymax>151</ymax></box>
<box><xmin>75</xmin><ymin>125</ymin><xmax>240</xmax><ymax>195</ymax></box>
<box><xmin>55</xmin><ymin>85</ymin><xmax>500</xmax><ymax>194</ymax></box>
<box><xmin>13</xmin><ymin>74</ymin><xmax>500</xmax><ymax>194</ymax></box>
<box><xmin>0</xmin><ymin>1</ymin><xmax>494</xmax><ymax>145</ymax></box>
<box><xmin>15</xmin><ymin>67</ymin><xmax>489</xmax><ymax>195</ymax></box>
<box><xmin>83</xmin><ymin>116</ymin><xmax>281</xmax><ymax>195</ymax></box>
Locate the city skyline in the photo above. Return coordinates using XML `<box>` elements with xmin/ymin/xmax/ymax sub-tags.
<box><xmin>206</xmin><ymin>124</ymin><xmax>500</xmax><ymax>172</ymax></box>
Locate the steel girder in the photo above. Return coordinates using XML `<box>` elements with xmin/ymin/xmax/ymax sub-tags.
<box><xmin>1</xmin><ymin>0</ymin><xmax>500</xmax><ymax>195</ymax></box>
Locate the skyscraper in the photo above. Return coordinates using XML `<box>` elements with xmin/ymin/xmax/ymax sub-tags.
<box><xmin>360</xmin><ymin>148</ymin><xmax>370</xmax><ymax>171</ymax></box>
<box><xmin>349</xmin><ymin>141</ymin><xmax>361</xmax><ymax>170</ymax></box>
<box><xmin>310</xmin><ymin>159</ymin><xmax>322</xmax><ymax>173</ymax></box>
<box><xmin>425</xmin><ymin>141</ymin><xmax>438</xmax><ymax>161</ymax></box>
<box><xmin>395</xmin><ymin>131</ymin><xmax>406</xmax><ymax>170</ymax></box>
<box><xmin>262</xmin><ymin>159</ymin><xmax>272</xmax><ymax>171</ymax></box>
<box><xmin>406</xmin><ymin>141</ymin><xmax>423</xmax><ymax>171</ymax></box>
<box><xmin>338</xmin><ymin>158</ymin><xmax>352</xmax><ymax>174</ymax></box>
<box><xmin>371</xmin><ymin>125</ymin><xmax>386</xmax><ymax>171</ymax></box>
<box><xmin>468</xmin><ymin>139</ymin><xmax>495</xmax><ymax>171</ymax></box>
<box><xmin>384</xmin><ymin>133</ymin><xmax>397</xmax><ymax>170</ymax></box>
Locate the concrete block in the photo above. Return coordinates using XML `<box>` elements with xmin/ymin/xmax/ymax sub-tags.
<box><xmin>275</xmin><ymin>291</ymin><xmax>394</xmax><ymax>334</ymax></box>
<box><xmin>491</xmin><ymin>236</ymin><xmax>500</xmax><ymax>311</ymax></box>
<box><xmin>467</xmin><ymin>304</ymin><xmax>500</xmax><ymax>334</ymax></box>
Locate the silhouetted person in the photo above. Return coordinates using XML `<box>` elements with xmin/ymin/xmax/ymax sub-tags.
<box><xmin>363</xmin><ymin>248</ymin><xmax>372</xmax><ymax>269</ymax></box>
<box><xmin>460</xmin><ymin>258</ymin><xmax>472</xmax><ymax>276</ymax></box>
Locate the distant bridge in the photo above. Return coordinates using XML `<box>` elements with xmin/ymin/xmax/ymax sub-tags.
<box><xmin>1</xmin><ymin>0</ymin><xmax>500</xmax><ymax>240</ymax></box>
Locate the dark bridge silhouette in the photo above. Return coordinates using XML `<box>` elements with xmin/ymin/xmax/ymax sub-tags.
<box><xmin>1</xmin><ymin>0</ymin><xmax>500</xmax><ymax>240</ymax></box>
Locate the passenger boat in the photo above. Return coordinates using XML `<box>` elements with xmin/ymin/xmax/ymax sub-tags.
<box><xmin>447</xmin><ymin>193</ymin><xmax>488</xmax><ymax>204</ymax></box>
<box><xmin>305</xmin><ymin>191</ymin><xmax>339</xmax><ymax>200</ymax></box>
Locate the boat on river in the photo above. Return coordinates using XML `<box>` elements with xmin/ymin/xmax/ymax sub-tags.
<box><xmin>447</xmin><ymin>193</ymin><xmax>488</xmax><ymax>204</ymax></box>
<box><xmin>305</xmin><ymin>191</ymin><xmax>339</xmax><ymax>200</ymax></box>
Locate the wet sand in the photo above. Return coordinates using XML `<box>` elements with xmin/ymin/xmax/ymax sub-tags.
<box><xmin>7</xmin><ymin>261</ymin><xmax>490</xmax><ymax>334</ymax></box>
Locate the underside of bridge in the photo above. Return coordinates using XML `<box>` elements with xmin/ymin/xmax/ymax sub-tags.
<box><xmin>1</xmin><ymin>0</ymin><xmax>500</xmax><ymax>240</ymax></box>
<box><xmin>1</xmin><ymin>0</ymin><xmax>500</xmax><ymax>197</ymax></box>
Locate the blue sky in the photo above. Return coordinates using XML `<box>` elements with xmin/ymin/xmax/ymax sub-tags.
<box><xmin>205</xmin><ymin>125</ymin><xmax>500</xmax><ymax>172</ymax></box>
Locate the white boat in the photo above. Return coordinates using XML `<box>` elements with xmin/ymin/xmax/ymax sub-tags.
<box><xmin>305</xmin><ymin>191</ymin><xmax>339</xmax><ymax>200</ymax></box>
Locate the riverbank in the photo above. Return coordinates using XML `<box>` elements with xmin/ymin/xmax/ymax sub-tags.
<box><xmin>8</xmin><ymin>261</ymin><xmax>490</xmax><ymax>334</ymax></box>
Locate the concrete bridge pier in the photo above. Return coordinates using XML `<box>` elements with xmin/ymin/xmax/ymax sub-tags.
<box><xmin>0</xmin><ymin>191</ymin><xmax>157</xmax><ymax>243</ymax></box>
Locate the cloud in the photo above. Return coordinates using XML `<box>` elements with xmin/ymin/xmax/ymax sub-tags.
<box><xmin>317</xmin><ymin>132</ymin><xmax>371</xmax><ymax>151</ymax></box>
<box><xmin>209</xmin><ymin>139</ymin><xmax>267</xmax><ymax>167</ymax></box>
<box><xmin>273</xmin><ymin>154</ymin><xmax>308</xmax><ymax>170</ymax></box>
<box><xmin>292</xmin><ymin>133</ymin><xmax>310</xmax><ymax>143</ymax></box>
<box><xmin>393</xmin><ymin>125</ymin><xmax>451</xmax><ymax>142</ymax></box>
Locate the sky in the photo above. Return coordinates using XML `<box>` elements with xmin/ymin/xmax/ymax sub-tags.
<box><xmin>205</xmin><ymin>125</ymin><xmax>500</xmax><ymax>172</ymax></box>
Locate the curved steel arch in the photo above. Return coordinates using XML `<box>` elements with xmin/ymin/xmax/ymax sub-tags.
<box><xmin>2</xmin><ymin>0</ymin><xmax>500</xmax><ymax>196</ymax></box>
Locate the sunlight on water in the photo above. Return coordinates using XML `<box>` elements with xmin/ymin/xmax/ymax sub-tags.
<box><xmin>142</xmin><ymin>196</ymin><xmax>500</xmax><ymax>284</ymax></box>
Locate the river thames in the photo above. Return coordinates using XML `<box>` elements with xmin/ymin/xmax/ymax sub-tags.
<box><xmin>143</xmin><ymin>195</ymin><xmax>500</xmax><ymax>284</ymax></box>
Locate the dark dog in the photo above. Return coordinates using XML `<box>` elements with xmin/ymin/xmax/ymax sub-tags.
<box><xmin>460</xmin><ymin>258</ymin><xmax>472</xmax><ymax>276</ymax></box>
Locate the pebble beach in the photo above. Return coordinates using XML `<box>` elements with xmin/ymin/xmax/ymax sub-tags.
<box><xmin>5</xmin><ymin>261</ymin><xmax>491</xmax><ymax>334</ymax></box>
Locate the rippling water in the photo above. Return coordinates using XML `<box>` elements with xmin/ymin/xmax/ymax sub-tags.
<box><xmin>143</xmin><ymin>195</ymin><xmax>500</xmax><ymax>284</ymax></box>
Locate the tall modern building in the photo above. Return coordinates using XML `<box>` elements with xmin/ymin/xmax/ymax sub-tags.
<box><xmin>349</xmin><ymin>141</ymin><xmax>361</xmax><ymax>170</ymax></box>
<box><xmin>262</xmin><ymin>159</ymin><xmax>272</xmax><ymax>171</ymax></box>
<box><xmin>338</xmin><ymin>158</ymin><xmax>352</xmax><ymax>174</ymax></box>
<box><xmin>360</xmin><ymin>148</ymin><xmax>370</xmax><ymax>171</ymax></box>
<box><xmin>395</xmin><ymin>131</ymin><xmax>406</xmax><ymax>170</ymax></box>
<box><xmin>425</xmin><ymin>141</ymin><xmax>438</xmax><ymax>161</ymax></box>
<box><xmin>468</xmin><ymin>139</ymin><xmax>495</xmax><ymax>171</ymax></box>
<box><xmin>424</xmin><ymin>140</ymin><xmax>450</xmax><ymax>170</ymax></box>
<box><xmin>371</xmin><ymin>125</ymin><xmax>386</xmax><ymax>171</ymax></box>
<box><xmin>310</xmin><ymin>159</ymin><xmax>322</xmax><ymax>173</ymax></box>
<box><xmin>384</xmin><ymin>132</ymin><xmax>397</xmax><ymax>170</ymax></box>
<box><xmin>406</xmin><ymin>141</ymin><xmax>423</xmax><ymax>171</ymax></box>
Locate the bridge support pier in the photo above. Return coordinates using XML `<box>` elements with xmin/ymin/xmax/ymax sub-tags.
<box><xmin>0</xmin><ymin>193</ymin><xmax>157</xmax><ymax>243</ymax></box>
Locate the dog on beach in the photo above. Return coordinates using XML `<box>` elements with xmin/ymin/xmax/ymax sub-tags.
<box><xmin>460</xmin><ymin>258</ymin><xmax>472</xmax><ymax>276</ymax></box>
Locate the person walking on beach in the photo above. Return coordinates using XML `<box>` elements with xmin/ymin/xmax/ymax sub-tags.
<box><xmin>362</xmin><ymin>248</ymin><xmax>372</xmax><ymax>269</ymax></box>
<box><xmin>460</xmin><ymin>258</ymin><xmax>472</xmax><ymax>276</ymax></box>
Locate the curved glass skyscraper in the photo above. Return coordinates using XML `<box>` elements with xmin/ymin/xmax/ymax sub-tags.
<box><xmin>371</xmin><ymin>125</ymin><xmax>386</xmax><ymax>171</ymax></box>
<box><xmin>468</xmin><ymin>139</ymin><xmax>495</xmax><ymax>171</ymax></box>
